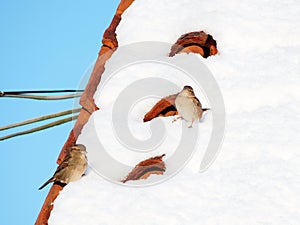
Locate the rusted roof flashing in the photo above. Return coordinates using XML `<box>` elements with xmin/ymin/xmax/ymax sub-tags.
<box><xmin>35</xmin><ymin>1</ymin><xmax>135</xmax><ymax>224</ymax></box>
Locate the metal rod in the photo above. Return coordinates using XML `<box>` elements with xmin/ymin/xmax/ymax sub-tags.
<box><xmin>0</xmin><ymin>90</ymin><xmax>84</xmax><ymax>95</ymax></box>
<box><xmin>0</xmin><ymin>115</ymin><xmax>79</xmax><ymax>141</ymax></box>
<box><xmin>1</xmin><ymin>93</ymin><xmax>82</xmax><ymax>100</ymax></box>
<box><xmin>0</xmin><ymin>108</ymin><xmax>81</xmax><ymax>131</ymax></box>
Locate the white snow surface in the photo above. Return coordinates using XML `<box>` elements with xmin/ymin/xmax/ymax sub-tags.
<box><xmin>50</xmin><ymin>1</ymin><xmax>300</xmax><ymax>224</ymax></box>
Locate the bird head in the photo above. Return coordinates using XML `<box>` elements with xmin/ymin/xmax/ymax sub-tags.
<box><xmin>70</xmin><ymin>144</ymin><xmax>87</xmax><ymax>153</ymax></box>
<box><xmin>180</xmin><ymin>85</ymin><xmax>195</xmax><ymax>97</ymax></box>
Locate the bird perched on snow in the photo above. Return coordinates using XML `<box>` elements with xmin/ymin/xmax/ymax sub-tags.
<box><xmin>174</xmin><ymin>86</ymin><xmax>207</xmax><ymax>128</ymax></box>
<box><xmin>39</xmin><ymin>144</ymin><xmax>88</xmax><ymax>190</ymax></box>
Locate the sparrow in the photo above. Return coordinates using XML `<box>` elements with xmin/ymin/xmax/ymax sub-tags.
<box><xmin>174</xmin><ymin>86</ymin><xmax>206</xmax><ymax>128</ymax></box>
<box><xmin>39</xmin><ymin>144</ymin><xmax>88</xmax><ymax>190</ymax></box>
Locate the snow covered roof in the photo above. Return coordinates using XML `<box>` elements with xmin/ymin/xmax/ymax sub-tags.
<box><xmin>36</xmin><ymin>0</ymin><xmax>300</xmax><ymax>224</ymax></box>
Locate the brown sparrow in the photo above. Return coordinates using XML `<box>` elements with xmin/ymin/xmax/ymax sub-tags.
<box><xmin>39</xmin><ymin>144</ymin><xmax>88</xmax><ymax>190</ymax></box>
<box><xmin>174</xmin><ymin>86</ymin><xmax>204</xmax><ymax>128</ymax></box>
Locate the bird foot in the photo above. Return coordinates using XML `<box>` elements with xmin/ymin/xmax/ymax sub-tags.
<box><xmin>188</xmin><ymin>120</ymin><xmax>194</xmax><ymax>128</ymax></box>
<box><xmin>172</xmin><ymin>116</ymin><xmax>183</xmax><ymax>123</ymax></box>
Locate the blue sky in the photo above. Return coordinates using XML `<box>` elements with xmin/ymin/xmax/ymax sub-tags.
<box><xmin>0</xmin><ymin>1</ymin><xmax>119</xmax><ymax>224</ymax></box>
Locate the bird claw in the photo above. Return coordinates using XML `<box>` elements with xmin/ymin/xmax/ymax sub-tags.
<box><xmin>172</xmin><ymin>116</ymin><xmax>182</xmax><ymax>123</ymax></box>
<box><xmin>188</xmin><ymin>120</ymin><xmax>194</xmax><ymax>128</ymax></box>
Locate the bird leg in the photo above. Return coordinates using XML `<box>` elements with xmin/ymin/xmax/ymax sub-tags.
<box><xmin>172</xmin><ymin>116</ymin><xmax>183</xmax><ymax>123</ymax></box>
<box><xmin>188</xmin><ymin>119</ymin><xmax>194</xmax><ymax>128</ymax></box>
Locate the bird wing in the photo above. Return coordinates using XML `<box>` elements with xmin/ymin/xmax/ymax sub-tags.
<box><xmin>54</xmin><ymin>154</ymin><xmax>72</xmax><ymax>174</ymax></box>
<box><xmin>194</xmin><ymin>96</ymin><xmax>202</xmax><ymax>109</ymax></box>
<box><xmin>38</xmin><ymin>151</ymin><xmax>73</xmax><ymax>190</ymax></box>
<box><xmin>193</xmin><ymin>97</ymin><xmax>203</xmax><ymax>119</ymax></box>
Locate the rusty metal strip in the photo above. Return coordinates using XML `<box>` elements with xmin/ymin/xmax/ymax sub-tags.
<box><xmin>35</xmin><ymin>1</ymin><xmax>135</xmax><ymax>224</ymax></box>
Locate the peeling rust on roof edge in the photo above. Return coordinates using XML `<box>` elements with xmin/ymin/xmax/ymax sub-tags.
<box><xmin>35</xmin><ymin>1</ymin><xmax>135</xmax><ymax>224</ymax></box>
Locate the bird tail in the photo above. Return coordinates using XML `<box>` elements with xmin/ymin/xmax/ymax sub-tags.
<box><xmin>38</xmin><ymin>178</ymin><xmax>54</xmax><ymax>190</ymax></box>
